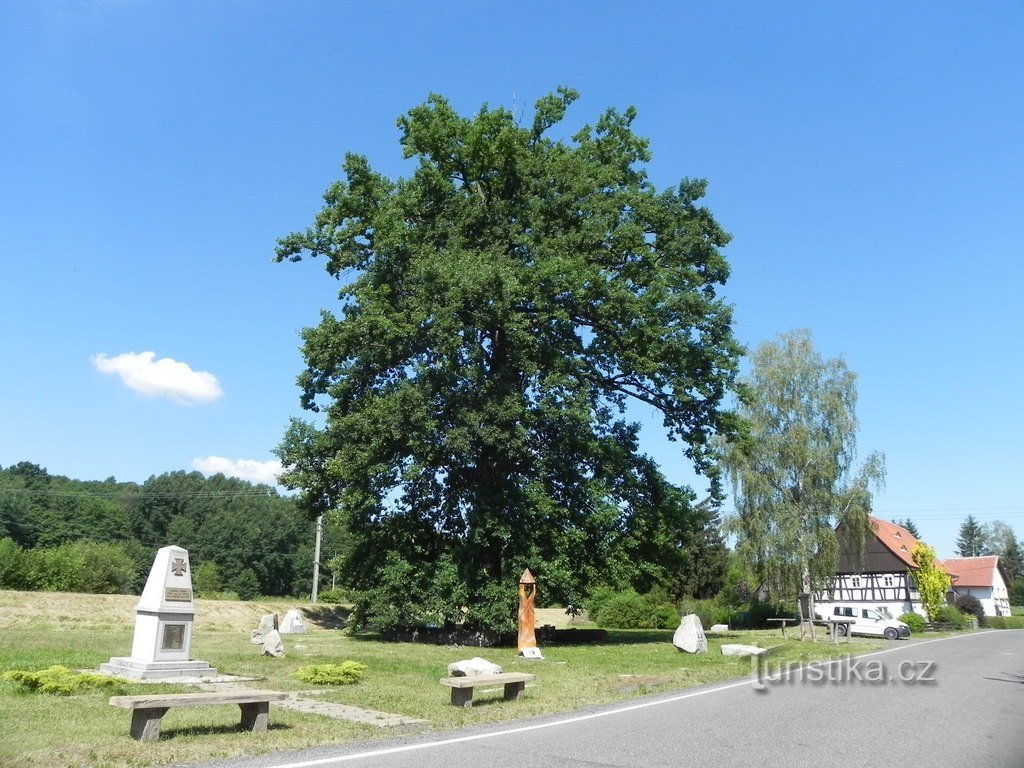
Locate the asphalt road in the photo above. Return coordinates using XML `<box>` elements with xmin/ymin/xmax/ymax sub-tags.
<box><xmin>184</xmin><ymin>630</ymin><xmax>1024</xmax><ymax>768</ymax></box>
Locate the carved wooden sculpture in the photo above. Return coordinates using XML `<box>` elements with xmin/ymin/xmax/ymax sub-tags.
<box><xmin>517</xmin><ymin>568</ymin><xmax>537</xmax><ymax>652</ymax></box>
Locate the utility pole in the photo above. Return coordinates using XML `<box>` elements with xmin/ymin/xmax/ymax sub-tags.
<box><xmin>311</xmin><ymin>513</ymin><xmax>323</xmax><ymax>603</ymax></box>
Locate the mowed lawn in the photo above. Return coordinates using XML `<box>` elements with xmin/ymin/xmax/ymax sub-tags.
<box><xmin>0</xmin><ymin>591</ymin><xmax>880</xmax><ymax>768</ymax></box>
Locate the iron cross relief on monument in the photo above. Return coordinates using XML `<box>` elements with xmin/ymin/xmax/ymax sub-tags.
<box><xmin>170</xmin><ymin>558</ymin><xmax>187</xmax><ymax>576</ymax></box>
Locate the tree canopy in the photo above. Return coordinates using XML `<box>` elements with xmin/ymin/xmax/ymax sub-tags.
<box><xmin>955</xmin><ymin>514</ymin><xmax>986</xmax><ymax>557</ymax></box>
<box><xmin>721</xmin><ymin>329</ymin><xmax>885</xmax><ymax>608</ymax></box>
<box><xmin>0</xmin><ymin>463</ymin><xmax>315</xmax><ymax>598</ymax></box>
<box><xmin>274</xmin><ymin>88</ymin><xmax>743</xmax><ymax>631</ymax></box>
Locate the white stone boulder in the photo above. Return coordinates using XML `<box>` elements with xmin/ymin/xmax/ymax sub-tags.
<box><xmin>446</xmin><ymin>657</ymin><xmax>503</xmax><ymax>677</ymax></box>
<box><xmin>280</xmin><ymin>608</ymin><xmax>306</xmax><ymax>634</ymax></box>
<box><xmin>709</xmin><ymin>624</ymin><xmax>730</xmax><ymax>633</ymax></box>
<box><xmin>673</xmin><ymin>613</ymin><xmax>708</xmax><ymax>654</ymax></box>
<box><xmin>721</xmin><ymin>643</ymin><xmax>766</xmax><ymax>657</ymax></box>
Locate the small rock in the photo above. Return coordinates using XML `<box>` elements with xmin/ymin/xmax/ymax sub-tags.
<box><xmin>446</xmin><ymin>657</ymin><xmax>502</xmax><ymax>676</ymax></box>
<box><xmin>721</xmin><ymin>644</ymin><xmax>766</xmax><ymax>657</ymax></box>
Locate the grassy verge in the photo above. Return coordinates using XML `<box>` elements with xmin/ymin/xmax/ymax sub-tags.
<box><xmin>0</xmin><ymin>592</ymin><xmax>886</xmax><ymax>768</ymax></box>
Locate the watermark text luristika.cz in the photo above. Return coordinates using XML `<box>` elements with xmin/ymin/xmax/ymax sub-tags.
<box><xmin>752</xmin><ymin>654</ymin><xmax>936</xmax><ymax>692</ymax></box>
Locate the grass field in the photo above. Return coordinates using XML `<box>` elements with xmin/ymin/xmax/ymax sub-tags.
<box><xmin>0</xmin><ymin>591</ymin><xmax>882</xmax><ymax>768</ymax></box>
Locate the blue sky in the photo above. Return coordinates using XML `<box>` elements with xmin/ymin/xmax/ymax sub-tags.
<box><xmin>2</xmin><ymin>1</ymin><xmax>1021</xmax><ymax>558</ymax></box>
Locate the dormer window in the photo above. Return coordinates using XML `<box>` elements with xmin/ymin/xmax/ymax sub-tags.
<box><xmin>900</xmin><ymin>545</ymin><xmax>908</xmax><ymax>552</ymax></box>
<box><xmin>893</xmin><ymin>532</ymin><xmax>902</xmax><ymax>538</ymax></box>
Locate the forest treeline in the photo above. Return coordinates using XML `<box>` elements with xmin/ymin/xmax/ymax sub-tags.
<box><xmin>0</xmin><ymin>461</ymin><xmax>324</xmax><ymax>598</ymax></box>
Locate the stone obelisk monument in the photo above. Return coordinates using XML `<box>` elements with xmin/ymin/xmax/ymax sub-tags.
<box><xmin>101</xmin><ymin>545</ymin><xmax>217</xmax><ymax>680</ymax></box>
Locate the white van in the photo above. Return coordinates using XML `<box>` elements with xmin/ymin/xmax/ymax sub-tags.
<box><xmin>817</xmin><ymin>605</ymin><xmax>911</xmax><ymax>640</ymax></box>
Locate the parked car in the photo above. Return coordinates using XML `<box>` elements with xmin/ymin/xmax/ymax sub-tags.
<box><xmin>817</xmin><ymin>604</ymin><xmax>911</xmax><ymax>640</ymax></box>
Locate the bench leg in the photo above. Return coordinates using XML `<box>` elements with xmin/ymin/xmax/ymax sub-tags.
<box><xmin>450</xmin><ymin>687</ymin><xmax>474</xmax><ymax>708</ymax></box>
<box><xmin>239</xmin><ymin>701</ymin><xmax>271</xmax><ymax>732</ymax></box>
<box><xmin>130</xmin><ymin>707</ymin><xmax>168</xmax><ymax>742</ymax></box>
<box><xmin>503</xmin><ymin>681</ymin><xmax>526</xmax><ymax>701</ymax></box>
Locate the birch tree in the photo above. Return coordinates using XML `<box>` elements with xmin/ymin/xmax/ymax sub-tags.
<box><xmin>721</xmin><ymin>330</ymin><xmax>885</xmax><ymax>618</ymax></box>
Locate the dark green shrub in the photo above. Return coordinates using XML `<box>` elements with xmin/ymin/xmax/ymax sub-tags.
<box><xmin>192</xmin><ymin>561</ymin><xmax>223</xmax><ymax>597</ymax></box>
<box><xmin>316</xmin><ymin>588</ymin><xmax>349</xmax><ymax>605</ymax></box>
<box><xmin>677</xmin><ymin>598</ymin><xmax>718</xmax><ymax>629</ymax></box>
<box><xmin>592</xmin><ymin>589</ymin><xmax>677</xmax><ymax>629</ymax></box>
<box><xmin>985</xmin><ymin>616</ymin><xmax>1024</xmax><ymax>629</ymax></box>
<box><xmin>0</xmin><ymin>538</ymin><xmax>24</xmax><ymax>589</ymax></box>
<box><xmin>953</xmin><ymin>594</ymin><xmax>984</xmax><ymax>625</ymax></box>
<box><xmin>228</xmin><ymin>568</ymin><xmax>261</xmax><ymax>601</ymax></box>
<box><xmin>932</xmin><ymin>604</ymin><xmax>970</xmax><ymax>629</ymax></box>
<box><xmin>899</xmin><ymin>612</ymin><xmax>925</xmax><ymax>633</ymax></box>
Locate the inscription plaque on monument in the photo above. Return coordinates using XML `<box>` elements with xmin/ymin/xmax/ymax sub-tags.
<box><xmin>162</xmin><ymin>624</ymin><xmax>185</xmax><ymax>651</ymax></box>
<box><xmin>164</xmin><ymin>587</ymin><xmax>192</xmax><ymax>602</ymax></box>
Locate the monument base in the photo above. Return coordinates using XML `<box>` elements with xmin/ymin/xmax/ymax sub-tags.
<box><xmin>100</xmin><ymin>657</ymin><xmax>218</xmax><ymax>681</ymax></box>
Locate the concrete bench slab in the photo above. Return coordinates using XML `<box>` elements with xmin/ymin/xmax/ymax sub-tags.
<box><xmin>439</xmin><ymin>672</ymin><xmax>536</xmax><ymax>708</ymax></box>
<box><xmin>109</xmin><ymin>690</ymin><xmax>289</xmax><ymax>742</ymax></box>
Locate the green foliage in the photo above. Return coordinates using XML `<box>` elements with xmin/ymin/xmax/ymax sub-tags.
<box><xmin>228</xmin><ymin>568</ymin><xmax>261</xmax><ymax>601</ymax></box>
<box><xmin>0</xmin><ymin>537</ymin><xmax>25</xmax><ymax>588</ymax></box>
<box><xmin>292</xmin><ymin>662</ymin><xmax>367</xmax><ymax>686</ymax></box>
<box><xmin>316</xmin><ymin>588</ymin><xmax>349</xmax><ymax>605</ymax></box>
<box><xmin>720</xmin><ymin>599</ymin><xmax>795</xmax><ymax>630</ymax></box>
<box><xmin>955</xmin><ymin>514</ymin><xmax>986</xmax><ymax>557</ymax></box>
<box><xmin>192</xmin><ymin>561</ymin><xmax>223</xmax><ymax>596</ymax></box>
<box><xmin>12</xmin><ymin>540</ymin><xmax>136</xmax><ymax>594</ymax></box>
<box><xmin>911</xmin><ymin>542</ymin><xmax>952</xmax><ymax>621</ymax></box>
<box><xmin>0</xmin><ymin>464</ymin><xmax>316</xmax><ymax>598</ymax></box>
<box><xmin>721</xmin><ymin>330</ymin><xmax>885</xmax><ymax>605</ymax></box>
<box><xmin>899</xmin><ymin>612</ymin><xmax>925</xmax><ymax>633</ymax></box>
<box><xmin>2</xmin><ymin>666</ymin><xmax>121</xmax><ymax>696</ymax></box>
<box><xmin>893</xmin><ymin>518</ymin><xmax>921</xmax><ymax>538</ymax></box>
<box><xmin>352</xmin><ymin>552</ymin><xmax>475</xmax><ymax>632</ymax></box>
<box><xmin>931</xmin><ymin>604</ymin><xmax>970</xmax><ymax>630</ymax></box>
<box><xmin>953</xmin><ymin>593</ymin><xmax>985</xmax><ymax>624</ymax></box>
<box><xmin>676</xmin><ymin>598</ymin><xmax>723</xmax><ymax>629</ymax></box>
<box><xmin>274</xmin><ymin>89</ymin><xmax>743</xmax><ymax>632</ymax></box>
<box><xmin>984</xmin><ymin>615</ymin><xmax>1024</xmax><ymax>629</ymax></box>
<box><xmin>590</xmin><ymin>589</ymin><xmax>677</xmax><ymax>630</ymax></box>
<box><xmin>1011</xmin><ymin>579</ymin><xmax>1024</xmax><ymax>606</ymax></box>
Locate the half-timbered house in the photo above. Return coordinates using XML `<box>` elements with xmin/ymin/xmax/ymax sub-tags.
<box><xmin>817</xmin><ymin>517</ymin><xmax>927</xmax><ymax>619</ymax></box>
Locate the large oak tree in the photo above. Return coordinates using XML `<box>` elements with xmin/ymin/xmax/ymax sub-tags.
<box><xmin>275</xmin><ymin>89</ymin><xmax>743</xmax><ymax>631</ymax></box>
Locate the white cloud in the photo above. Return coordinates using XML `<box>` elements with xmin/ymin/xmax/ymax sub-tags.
<box><xmin>192</xmin><ymin>456</ymin><xmax>284</xmax><ymax>486</ymax></box>
<box><xmin>92</xmin><ymin>351</ymin><xmax>223</xmax><ymax>404</ymax></box>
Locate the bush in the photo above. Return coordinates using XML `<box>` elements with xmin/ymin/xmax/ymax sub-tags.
<box><xmin>316</xmin><ymin>588</ymin><xmax>349</xmax><ymax>604</ymax></box>
<box><xmin>0</xmin><ymin>538</ymin><xmax>24</xmax><ymax>589</ymax></box>
<box><xmin>192</xmin><ymin>561</ymin><xmax>223</xmax><ymax>597</ymax></box>
<box><xmin>984</xmin><ymin>616</ymin><xmax>1024</xmax><ymax>629</ymax></box>
<box><xmin>932</xmin><ymin>604</ymin><xmax>970</xmax><ymax>630</ymax></box>
<box><xmin>292</xmin><ymin>662</ymin><xmax>367</xmax><ymax>685</ymax></box>
<box><xmin>899</xmin><ymin>612</ymin><xmax>925</xmax><ymax>633</ymax></box>
<box><xmin>5</xmin><ymin>540</ymin><xmax>136</xmax><ymax>594</ymax></box>
<box><xmin>2</xmin><ymin>666</ymin><xmax>122</xmax><ymax>696</ymax></box>
<box><xmin>591</xmin><ymin>589</ymin><xmax>677</xmax><ymax>629</ymax></box>
<box><xmin>677</xmin><ymin>598</ymin><xmax>721</xmax><ymax>629</ymax></box>
<box><xmin>953</xmin><ymin>594</ymin><xmax>985</xmax><ymax>625</ymax></box>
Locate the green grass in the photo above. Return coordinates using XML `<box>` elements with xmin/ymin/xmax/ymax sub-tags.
<box><xmin>0</xmin><ymin>603</ymin><xmax>885</xmax><ymax>768</ymax></box>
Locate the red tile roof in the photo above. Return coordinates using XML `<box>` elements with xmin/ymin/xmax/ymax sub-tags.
<box><xmin>868</xmin><ymin>516</ymin><xmax>923</xmax><ymax>569</ymax></box>
<box><xmin>943</xmin><ymin>556</ymin><xmax>1000</xmax><ymax>587</ymax></box>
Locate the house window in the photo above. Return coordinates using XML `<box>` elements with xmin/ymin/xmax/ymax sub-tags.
<box><xmin>851</xmin><ymin>576</ymin><xmax>861</xmax><ymax>588</ymax></box>
<box><xmin>884</xmin><ymin>575</ymin><xmax>894</xmax><ymax>587</ymax></box>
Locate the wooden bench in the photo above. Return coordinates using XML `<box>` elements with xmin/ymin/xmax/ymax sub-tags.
<box><xmin>109</xmin><ymin>690</ymin><xmax>290</xmax><ymax>742</ymax></box>
<box><xmin>439</xmin><ymin>672</ymin><xmax>535</xmax><ymax>708</ymax></box>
